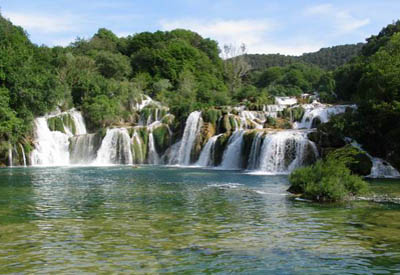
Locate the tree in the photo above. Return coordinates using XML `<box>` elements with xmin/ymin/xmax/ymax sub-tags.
<box><xmin>223</xmin><ymin>43</ymin><xmax>251</xmax><ymax>93</ymax></box>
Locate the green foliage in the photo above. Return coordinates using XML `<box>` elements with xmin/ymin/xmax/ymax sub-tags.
<box><xmin>279</xmin><ymin>107</ymin><xmax>305</xmax><ymax>122</ymax></box>
<box><xmin>266</xmin><ymin>116</ymin><xmax>277</xmax><ymax>127</ymax></box>
<box><xmin>94</xmin><ymin>51</ymin><xmax>132</xmax><ymax>80</ymax></box>
<box><xmin>62</xmin><ymin>114</ymin><xmax>77</xmax><ymax>135</ymax></box>
<box><xmin>255</xmin><ymin>63</ymin><xmax>324</xmax><ymax>96</ymax></box>
<box><xmin>83</xmin><ymin>95</ymin><xmax>121</xmax><ymax>129</ymax></box>
<box><xmin>244</xmin><ymin>44</ymin><xmax>363</xmax><ymax>71</ymax></box>
<box><xmin>288</xmin><ymin>147</ymin><xmax>369</xmax><ymax>202</ymax></box>
<box><xmin>330</xmin><ymin>23</ymin><xmax>400</xmax><ymax>170</ymax></box>
<box><xmin>202</xmin><ymin>108</ymin><xmax>222</xmax><ymax>126</ymax></box>
<box><xmin>0</xmin><ymin>88</ymin><xmax>24</xmax><ymax>142</ymax></box>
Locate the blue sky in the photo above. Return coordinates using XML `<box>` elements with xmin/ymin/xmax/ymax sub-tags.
<box><xmin>1</xmin><ymin>0</ymin><xmax>400</xmax><ymax>55</ymax></box>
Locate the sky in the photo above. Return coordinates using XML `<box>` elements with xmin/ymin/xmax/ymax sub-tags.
<box><xmin>1</xmin><ymin>0</ymin><xmax>400</xmax><ymax>55</ymax></box>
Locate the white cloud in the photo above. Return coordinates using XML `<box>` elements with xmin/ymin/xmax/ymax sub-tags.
<box><xmin>305</xmin><ymin>4</ymin><xmax>370</xmax><ymax>34</ymax></box>
<box><xmin>51</xmin><ymin>37</ymin><xmax>76</xmax><ymax>47</ymax></box>
<box><xmin>3</xmin><ymin>12</ymin><xmax>78</xmax><ymax>33</ymax></box>
<box><xmin>161</xmin><ymin>18</ymin><xmax>273</xmax><ymax>47</ymax></box>
<box><xmin>160</xmin><ymin>18</ymin><xmax>321</xmax><ymax>55</ymax></box>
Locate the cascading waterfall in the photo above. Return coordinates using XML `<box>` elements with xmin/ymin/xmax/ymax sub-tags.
<box><xmin>247</xmin><ymin>132</ymin><xmax>264</xmax><ymax>170</ymax></box>
<box><xmin>294</xmin><ymin>104</ymin><xmax>351</xmax><ymax>129</ymax></box>
<box><xmin>19</xmin><ymin>144</ymin><xmax>27</xmax><ymax>167</ymax></box>
<box><xmin>147</xmin><ymin>122</ymin><xmax>162</xmax><ymax>164</ymax></box>
<box><xmin>195</xmin><ymin>134</ymin><xmax>222</xmax><ymax>167</ymax></box>
<box><xmin>69</xmin><ymin>109</ymin><xmax>87</xmax><ymax>135</ymax></box>
<box><xmin>95</xmin><ymin>128</ymin><xmax>133</xmax><ymax>165</ymax></box>
<box><xmin>239</xmin><ymin>111</ymin><xmax>263</xmax><ymax>129</ymax></box>
<box><xmin>348</xmin><ymin>139</ymin><xmax>400</xmax><ymax>178</ymax></box>
<box><xmin>69</xmin><ymin>134</ymin><xmax>101</xmax><ymax>164</ymax></box>
<box><xmin>220</xmin><ymin>131</ymin><xmax>245</xmax><ymax>169</ymax></box>
<box><xmin>132</xmin><ymin>130</ymin><xmax>144</xmax><ymax>163</ymax></box>
<box><xmin>8</xmin><ymin>145</ymin><xmax>12</xmax><ymax>167</ymax></box>
<box><xmin>174</xmin><ymin>111</ymin><xmax>203</xmax><ymax>165</ymax></box>
<box><xmin>256</xmin><ymin>130</ymin><xmax>318</xmax><ymax>173</ymax></box>
<box><xmin>148</xmin><ymin>132</ymin><xmax>160</xmax><ymax>164</ymax></box>
<box><xmin>31</xmin><ymin>117</ymin><xmax>70</xmax><ymax>166</ymax></box>
<box><xmin>369</xmin><ymin>158</ymin><xmax>400</xmax><ymax>178</ymax></box>
<box><xmin>263</xmin><ymin>105</ymin><xmax>286</xmax><ymax>118</ymax></box>
<box><xmin>275</xmin><ymin>96</ymin><xmax>297</xmax><ymax>106</ymax></box>
<box><xmin>25</xmin><ymin>94</ymin><xmax>395</xmax><ymax>178</ymax></box>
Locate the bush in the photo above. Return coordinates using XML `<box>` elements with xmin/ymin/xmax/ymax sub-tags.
<box><xmin>288</xmin><ymin>147</ymin><xmax>369</xmax><ymax>202</ymax></box>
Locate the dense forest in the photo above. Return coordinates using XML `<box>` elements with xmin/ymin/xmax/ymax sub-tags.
<box><xmin>1</xmin><ymin>12</ymin><xmax>400</xmax><ymax>170</ymax></box>
<box><xmin>243</xmin><ymin>43</ymin><xmax>363</xmax><ymax>71</ymax></box>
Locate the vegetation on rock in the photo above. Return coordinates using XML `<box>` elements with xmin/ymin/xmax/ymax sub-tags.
<box><xmin>288</xmin><ymin>146</ymin><xmax>369</xmax><ymax>202</ymax></box>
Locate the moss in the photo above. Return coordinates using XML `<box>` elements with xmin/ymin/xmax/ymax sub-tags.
<box><xmin>275</xmin><ymin>118</ymin><xmax>292</xmax><ymax>129</ymax></box>
<box><xmin>131</xmin><ymin>135</ymin><xmax>145</xmax><ymax>163</ymax></box>
<box><xmin>265</xmin><ymin>116</ymin><xmax>277</xmax><ymax>127</ymax></box>
<box><xmin>278</xmin><ymin>107</ymin><xmax>304</xmax><ymax>122</ymax></box>
<box><xmin>161</xmin><ymin>114</ymin><xmax>175</xmax><ymax>126</ymax></box>
<box><xmin>152</xmin><ymin>124</ymin><xmax>171</xmax><ymax>155</ymax></box>
<box><xmin>229</xmin><ymin>115</ymin><xmax>239</xmax><ymax>131</ymax></box>
<box><xmin>291</xmin><ymin>107</ymin><xmax>305</xmax><ymax>122</ymax></box>
<box><xmin>140</xmin><ymin>107</ymin><xmax>169</xmax><ymax>124</ymax></box>
<box><xmin>140</xmin><ymin>108</ymin><xmax>153</xmax><ymax>123</ymax></box>
<box><xmin>61</xmin><ymin>114</ymin><xmax>76</xmax><ymax>135</ymax></box>
<box><xmin>47</xmin><ymin>116</ymin><xmax>66</xmax><ymax>133</ymax></box>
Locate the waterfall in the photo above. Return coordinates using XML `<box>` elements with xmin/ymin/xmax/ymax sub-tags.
<box><xmin>135</xmin><ymin>95</ymin><xmax>154</xmax><ymax>110</ymax></box>
<box><xmin>195</xmin><ymin>134</ymin><xmax>222</xmax><ymax>167</ymax></box>
<box><xmin>19</xmin><ymin>144</ymin><xmax>27</xmax><ymax>167</ymax></box>
<box><xmin>146</xmin><ymin>121</ymin><xmax>162</xmax><ymax>164</ymax></box>
<box><xmin>132</xmin><ymin>130</ymin><xmax>145</xmax><ymax>164</ymax></box>
<box><xmin>256</xmin><ymin>130</ymin><xmax>318</xmax><ymax>173</ymax></box>
<box><xmin>148</xmin><ymin>132</ymin><xmax>160</xmax><ymax>164</ymax></box>
<box><xmin>175</xmin><ymin>111</ymin><xmax>203</xmax><ymax>165</ymax></box>
<box><xmin>220</xmin><ymin>131</ymin><xmax>245</xmax><ymax>169</ymax></box>
<box><xmin>294</xmin><ymin>104</ymin><xmax>352</xmax><ymax>129</ymax></box>
<box><xmin>263</xmin><ymin>105</ymin><xmax>286</xmax><ymax>118</ymax></box>
<box><xmin>69</xmin><ymin>109</ymin><xmax>87</xmax><ymax>135</ymax></box>
<box><xmin>247</xmin><ymin>132</ymin><xmax>264</xmax><ymax>170</ymax></box>
<box><xmin>95</xmin><ymin>128</ymin><xmax>133</xmax><ymax>165</ymax></box>
<box><xmin>369</xmin><ymin>158</ymin><xmax>400</xmax><ymax>178</ymax></box>
<box><xmin>239</xmin><ymin>111</ymin><xmax>263</xmax><ymax>129</ymax></box>
<box><xmin>31</xmin><ymin>117</ymin><xmax>70</xmax><ymax>166</ymax></box>
<box><xmin>69</xmin><ymin>134</ymin><xmax>101</xmax><ymax>164</ymax></box>
<box><xmin>348</xmin><ymin>138</ymin><xmax>400</xmax><ymax>178</ymax></box>
<box><xmin>275</xmin><ymin>97</ymin><xmax>297</xmax><ymax>106</ymax></box>
<box><xmin>8</xmin><ymin>145</ymin><xmax>12</xmax><ymax>167</ymax></box>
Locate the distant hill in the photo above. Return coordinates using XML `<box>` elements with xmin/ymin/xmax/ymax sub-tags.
<box><xmin>243</xmin><ymin>43</ymin><xmax>364</xmax><ymax>71</ymax></box>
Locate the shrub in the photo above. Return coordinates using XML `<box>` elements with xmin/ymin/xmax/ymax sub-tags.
<box><xmin>288</xmin><ymin>147</ymin><xmax>369</xmax><ymax>202</ymax></box>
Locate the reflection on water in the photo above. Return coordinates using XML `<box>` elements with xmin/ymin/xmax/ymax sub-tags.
<box><xmin>0</xmin><ymin>166</ymin><xmax>400</xmax><ymax>273</ymax></box>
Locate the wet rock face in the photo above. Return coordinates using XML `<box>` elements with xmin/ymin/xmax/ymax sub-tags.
<box><xmin>307</xmin><ymin>129</ymin><xmax>346</xmax><ymax>152</ymax></box>
<box><xmin>307</xmin><ymin>128</ymin><xmax>372</xmax><ymax>176</ymax></box>
<box><xmin>213</xmin><ymin>133</ymin><xmax>231</xmax><ymax>166</ymax></box>
<box><xmin>350</xmin><ymin>153</ymin><xmax>373</xmax><ymax>176</ymax></box>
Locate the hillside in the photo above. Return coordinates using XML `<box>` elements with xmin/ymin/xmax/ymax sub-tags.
<box><xmin>244</xmin><ymin>43</ymin><xmax>364</xmax><ymax>71</ymax></box>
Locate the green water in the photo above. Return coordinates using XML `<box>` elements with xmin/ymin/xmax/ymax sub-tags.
<box><xmin>1</xmin><ymin>166</ymin><xmax>400</xmax><ymax>274</ymax></box>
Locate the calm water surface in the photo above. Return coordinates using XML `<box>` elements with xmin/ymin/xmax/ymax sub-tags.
<box><xmin>1</xmin><ymin>166</ymin><xmax>400</xmax><ymax>274</ymax></box>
